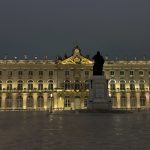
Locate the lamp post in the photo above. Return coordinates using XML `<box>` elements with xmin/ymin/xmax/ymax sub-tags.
<box><xmin>49</xmin><ymin>93</ymin><xmax>53</xmax><ymax>113</ymax></box>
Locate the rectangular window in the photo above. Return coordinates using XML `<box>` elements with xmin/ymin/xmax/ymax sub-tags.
<box><xmin>130</xmin><ymin>71</ymin><xmax>134</xmax><ymax>76</ymax></box>
<box><xmin>139</xmin><ymin>71</ymin><xmax>144</xmax><ymax>75</ymax></box>
<box><xmin>148</xmin><ymin>71</ymin><xmax>150</xmax><ymax>75</ymax></box>
<box><xmin>85</xmin><ymin>71</ymin><xmax>89</xmax><ymax>76</ymax></box>
<box><xmin>18</xmin><ymin>71</ymin><xmax>23</xmax><ymax>76</ymax></box>
<box><xmin>65</xmin><ymin>70</ymin><xmax>69</xmax><ymax>76</ymax></box>
<box><xmin>0</xmin><ymin>71</ymin><xmax>2</xmax><ymax>76</ymax></box>
<box><xmin>64</xmin><ymin>97</ymin><xmax>71</xmax><ymax>107</ymax></box>
<box><xmin>39</xmin><ymin>71</ymin><xmax>43</xmax><ymax>76</ymax></box>
<box><xmin>28</xmin><ymin>71</ymin><xmax>33</xmax><ymax>76</ymax></box>
<box><xmin>49</xmin><ymin>71</ymin><xmax>53</xmax><ymax>76</ymax></box>
<box><xmin>110</xmin><ymin>71</ymin><xmax>115</xmax><ymax>76</ymax></box>
<box><xmin>120</xmin><ymin>71</ymin><xmax>125</xmax><ymax>75</ymax></box>
<box><xmin>8</xmin><ymin>71</ymin><xmax>12</xmax><ymax>76</ymax></box>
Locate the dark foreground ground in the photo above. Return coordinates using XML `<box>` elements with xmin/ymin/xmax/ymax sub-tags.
<box><xmin>0</xmin><ymin>111</ymin><xmax>150</xmax><ymax>150</ymax></box>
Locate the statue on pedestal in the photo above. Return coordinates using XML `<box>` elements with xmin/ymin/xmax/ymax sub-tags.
<box><xmin>92</xmin><ymin>51</ymin><xmax>105</xmax><ymax>75</ymax></box>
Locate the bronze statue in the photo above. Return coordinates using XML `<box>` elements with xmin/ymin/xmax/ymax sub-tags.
<box><xmin>92</xmin><ymin>51</ymin><xmax>105</xmax><ymax>75</ymax></box>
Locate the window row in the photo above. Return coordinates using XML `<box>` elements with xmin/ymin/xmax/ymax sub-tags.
<box><xmin>0</xmin><ymin>80</ymin><xmax>53</xmax><ymax>90</ymax></box>
<box><xmin>110</xmin><ymin>70</ymin><xmax>150</xmax><ymax>76</ymax></box>
<box><xmin>109</xmin><ymin>80</ymin><xmax>148</xmax><ymax>91</ymax></box>
<box><xmin>111</xmin><ymin>94</ymin><xmax>146</xmax><ymax>107</ymax></box>
<box><xmin>63</xmin><ymin>80</ymin><xmax>89</xmax><ymax>90</ymax></box>
<box><xmin>0</xmin><ymin>71</ymin><xmax>54</xmax><ymax>76</ymax></box>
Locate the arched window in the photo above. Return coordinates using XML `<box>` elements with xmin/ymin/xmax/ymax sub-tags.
<box><xmin>7</xmin><ymin>80</ymin><xmax>12</xmax><ymax>90</ymax></box>
<box><xmin>74</xmin><ymin>80</ymin><xmax>80</xmax><ymax>90</ymax></box>
<box><xmin>64</xmin><ymin>96</ymin><xmax>70</xmax><ymax>107</ymax></box>
<box><xmin>130</xmin><ymin>94</ymin><xmax>136</xmax><ymax>107</ymax></box>
<box><xmin>109</xmin><ymin>80</ymin><xmax>116</xmax><ymax>91</ymax></box>
<box><xmin>37</xmin><ymin>96</ymin><xmax>44</xmax><ymax>107</ymax></box>
<box><xmin>5</xmin><ymin>95</ymin><xmax>12</xmax><ymax>108</ymax></box>
<box><xmin>48</xmin><ymin>80</ymin><xmax>53</xmax><ymax>90</ymax></box>
<box><xmin>111</xmin><ymin>95</ymin><xmax>117</xmax><ymax>107</ymax></box>
<box><xmin>0</xmin><ymin>80</ymin><xmax>2</xmax><ymax>90</ymax></box>
<box><xmin>85</xmin><ymin>80</ymin><xmax>89</xmax><ymax>90</ymax></box>
<box><xmin>28</xmin><ymin>80</ymin><xmax>33</xmax><ymax>90</ymax></box>
<box><xmin>84</xmin><ymin>96</ymin><xmax>88</xmax><ymax>107</ymax></box>
<box><xmin>120</xmin><ymin>80</ymin><xmax>126</xmax><ymax>91</ymax></box>
<box><xmin>16</xmin><ymin>96</ymin><xmax>23</xmax><ymax>108</ymax></box>
<box><xmin>27</xmin><ymin>95</ymin><xmax>33</xmax><ymax>107</ymax></box>
<box><xmin>140</xmin><ymin>95</ymin><xmax>146</xmax><ymax>106</ymax></box>
<box><xmin>120</xmin><ymin>94</ymin><xmax>127</xmax><ymax>107</ymax></box>
<box><xmin>0</xmin><ymin>96</ymin><xmax>2</xmax><ymax>108</ymax></box>
<box><xmin>64</xmin><ymin>80</ymin><xmax>70</xmax><ymax>90</ymax></box>
<box><xmin>129</xmin><ymin>80</ymin><xmax>135</xmax><ymax>91</ymax></box>
<box><xmin>17</xmin><ymin>80</ymin><xmax>23</xmax><ymax>90</ymax></box>
<box><xmin>139</xmin><ymin>80</ymin><xmax>145</xmax><ymax>90</ymax></box>
<box><xmin>38</xmin><ymin>80</ymin><xmax>43</xmax><ymax>90</ymax></box>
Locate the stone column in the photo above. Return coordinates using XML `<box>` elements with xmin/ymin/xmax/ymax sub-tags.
<box><xmin>12</xmin><ymin>93</ymin><xmax>17</xmax><ymax>110</ymax></box>
<box><xmin>1</xmin><ymin>93</ymin><xmax>6</xmax><ymax>109</ymax></box>
<box><xmin>33</xmin><ymin>93</ymin><xmax>37</xmax><ymax>110</ymax></box>
<box><xmin>136</xmin><ymin>93</ymin><xmax>140</xmax><ymax>108</ymax></box>
<box><xmin>43</xmin><ymin>93</ymin><xmax>48</xmax><ymax>110</ymax></box>
<box><xmin>116</xmin><ymin>93</ymin><xmax>121</xmax><ymax>108</ymax></box>
<box><xmin>145</xmin><ymin>92</ymin><xmax>149</xmax><ymax>110</ymax></box>
<box><xmin>23</xmin><ymin>93</ymin><xmax>27</xmax><ymax>110</ymax></box>
<box><xmin>127</xmin><ymin>93</ymin><xmax>130</xmax><ymax>109</ymax></box>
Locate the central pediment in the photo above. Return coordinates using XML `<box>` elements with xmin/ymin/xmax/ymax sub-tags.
<box><xmin>57</xmin><ymin>46</ymin><xmax>93</xmax><ymax>65</ymax></box>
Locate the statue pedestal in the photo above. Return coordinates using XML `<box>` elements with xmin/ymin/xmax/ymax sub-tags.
<box><xmin>87</xmin><ymin>76</ymin><xmax>112</xmax><ymax>111</ymax></box>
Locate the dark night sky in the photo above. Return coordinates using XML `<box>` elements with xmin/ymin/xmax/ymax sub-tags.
<box><xmin>0</xmin><ymin>0</ymin><xmax>150</xmax><ymax>60</ymax></box>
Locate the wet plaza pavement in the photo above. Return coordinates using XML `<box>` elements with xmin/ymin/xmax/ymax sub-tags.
<box><xmin>0</xmin><ymin>111</ymin><xmax>150</xmax><ymax>150</ymax></box>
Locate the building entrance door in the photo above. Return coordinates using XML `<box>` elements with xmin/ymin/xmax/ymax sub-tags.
<box><xmin>74</xmin><ymin>96</ymin><xmax>81</xmax><ymax>110</ymax></box>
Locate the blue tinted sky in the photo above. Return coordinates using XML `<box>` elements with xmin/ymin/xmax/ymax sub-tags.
<box><xmin>0</xmin><ymin>0</ymin><xmax>150</xmax><ymax>59</ymax></box>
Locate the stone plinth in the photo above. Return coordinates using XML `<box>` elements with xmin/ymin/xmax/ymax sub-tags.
<box><xmin>87</xmin><ymin>76</ymin><xmax>112</xmax><ymax>111</ymax></box>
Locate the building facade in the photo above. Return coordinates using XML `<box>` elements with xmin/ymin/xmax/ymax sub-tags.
<box><xmin>0</xmin><ymin>46</ymin><xmax>150</xmax><ymax>111</ymax></box>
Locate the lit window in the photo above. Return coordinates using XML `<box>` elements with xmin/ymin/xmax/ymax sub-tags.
<box><xmin>5</xmin><ymin>95</ymin><xmax>12</xmax><ymax>108</ymax></box>
<box><xmin>109</xmin><ymin>80</ymin><xmax>116</xmax><ymax>91</ymax></box>
<box><xmin>38</xmin><ymin>80</ymin><xmax>43</xmax><ymax>90</ymax></box>
<box><xmin>64</xmin><ymin>80</ymin><xmax>70</xmax><ymax>90</ymax></box>
<box><xmin>64</xmin><ymin>96</ymin><xmax>71</xmax><ymax>107</ymax></box>
<box><xmin>140</xmin><ymin>95</ymin><xmax>146</xmax><ymax>106</ymax></box>
<box><xmin>85</xmin><ymin>80</ymin><xmax>89</xmax><ymax>90</ymax></box>
<box><xmin>84</xmin><ymin>97</ymin><xmax>88</xmax><ymax>107</ymax></box>
<box><xmin>27</xmin><ymin>95</ymin><xmax>33</xmax><ymax>107</ymax></box>
<box><xmin>16</xmin><ymin>96</ymin><xmax>23</xmax><ymax>108</ymax></box>
<box><xmin>130</xmin><ymin>95</ymin><xmax>137</xmax><ymax>107</ymax></box>
<box><xmin>111</xmin><ymin>95</ymin><xmax>117</xmax><ymax>107</ymax></box>
<box><xmin>48</xmin><ymin>80</ymin><xmax>53</xmax><ymax>90</ymax></box>
<box><xmin>74</xmin><ymin>80</ymin><xmax>80</xmax><ymax>90</ymax></box>
<box><xmin>120</xmin><ymin>94</ymin><xmax>127</xmax><ymax>107</ymax></box>
<box><xmin>28</xmin><ymin>80</ymin><xmax>33</xmax><ymax>90</ymax></box>
<box><xmin>129</xmin><ymin>80</ymin><xmax>135</xmax><ymax>91</ymax></box>
<box><xmin>7</xmin><ymin>80</ymin><xmax>12</xmax><ymax>90</ymax></box>
<box><xmin>37</xmin><ymin>96</ymin><xmax>44</xmax><ymax>108</ymax></box>
<box><xmin>139</xmin><ymin>80</ymin><xmax>145</xmax><ymax>90</ymax></box>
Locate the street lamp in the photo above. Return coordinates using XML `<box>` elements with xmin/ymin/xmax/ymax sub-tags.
<box><xmin>49</xmin><ymin>93</ymin><xmax>53</xmax><ymax>113</ymax></box>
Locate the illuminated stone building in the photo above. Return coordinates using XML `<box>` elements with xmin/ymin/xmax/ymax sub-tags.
<box><xmin>0</xmin><ymin>46</ymin><xmax>150</xmax><ymax>111</ymax></box>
